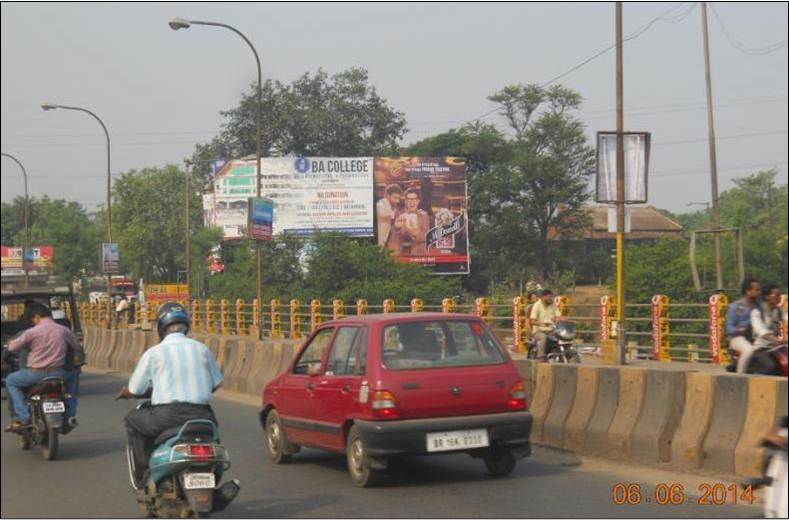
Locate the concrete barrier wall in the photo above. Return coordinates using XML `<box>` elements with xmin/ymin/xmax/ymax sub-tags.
<box><xmin>86</xmin><ymin>327</ymin><xmax>786</xmax><ymax>478</ymax></box>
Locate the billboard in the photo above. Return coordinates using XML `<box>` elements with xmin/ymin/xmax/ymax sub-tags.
<box><xmin>203</xmin><ymin>158</ymin><xmax>374</xmax><ymax>239</ymax></box>
<box><xmin>1</xmin><ymin>246</ymin><xmax>54</xmax><ymax>274</ymax></box>
<box><xmin>101</xmin><ymin>243</ymin><xmax>120</xmax><ymax>273</ymax></box>
<box><xmin>374</xmin><ymin>157</ymin><xmax>470</xmax><ymax>275</ymax></box>
<box><xmin>145</xmin><ymin>284</ymin><xmax>189</xmax><ymax>304</ymax></box>
<box><xmin>248</xmin><ymin>197</ymin><xmax>274</xmax><ymax>241</ymax></box>
<box><xmin>596</xmin><ymin>131</ymin><xmax>651</xmax><ymax>204</ymax></box>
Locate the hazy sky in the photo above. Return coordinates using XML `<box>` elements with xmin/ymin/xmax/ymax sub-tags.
<box><xmin>2</xmin><ymin>2</ymin><xmax>787</xmax><ymax>213</ymax></box>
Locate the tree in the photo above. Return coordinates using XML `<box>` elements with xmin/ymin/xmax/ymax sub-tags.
<box><xmin>111</xmin><ymin>165</ymin><xmax>208</xmax><ymax>282</ymax></box>
<box><xmin>1</xmin><ymin>196</ymin><xmax>101</xmax><ymax>281</ymax></box>
<box><xmin>189</xmin><ymin>68</ymin><xmax>407</xmax><ymax>187</ymax></box>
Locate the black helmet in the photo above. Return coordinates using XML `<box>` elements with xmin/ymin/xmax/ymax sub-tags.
<box><xmin>156</xmin><ymin>302</ymin><xmax>190</xmax><ymax>340</ymax></box>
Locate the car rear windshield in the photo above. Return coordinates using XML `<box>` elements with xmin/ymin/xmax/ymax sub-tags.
<box><xmin>381</xmin><ymin>320</ymin><xmax>506</xmax><ymax>370</ymax></box>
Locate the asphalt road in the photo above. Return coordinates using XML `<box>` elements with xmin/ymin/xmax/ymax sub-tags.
<box><xmin>2</xmin><ymin>371</ymin><xmax>761</xmax><ymax>518</ymax></box>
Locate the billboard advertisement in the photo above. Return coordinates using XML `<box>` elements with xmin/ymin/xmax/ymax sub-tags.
<box><xmin>145</xmin><ymin>284</ymin><xmax>189</xmax><ymax>304</ymax></box>
<box><xmin>374</xmin><ymin>157</ymin><xmax>470</xmax><ymax>275</ymax></box>
<box><xmin>248</xmin><ymin>197</ymin><xmax>274</xmax><ymax>241</ymax></box>
<box><xmin>1</xmin><ymin>246</ymin><xmax>54</xmax><ymax>274</ymax></box>
<box><xmin>101</xmin><ymin>243</ymin><xmax>120</xmax><ymax>273</ymax></box>
<box><xmin>596</xmin><ymin>131</ymin><xmax>651</xmax><ymax>204</ymax></box>
<box><xmin>203</xmin><ymin>158</ymin><xmax>374</xmax><ymax>239</ymax></box>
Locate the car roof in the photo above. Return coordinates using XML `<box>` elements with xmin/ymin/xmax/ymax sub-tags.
<box><xmin>316</xmin><ymin>312</ymin><xmax>482</xmax><ymax>327</ymax></box>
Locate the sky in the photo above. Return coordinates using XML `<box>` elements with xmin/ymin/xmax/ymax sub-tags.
<box><xmin>1</xmin><ymin>1</ymin><xmax>787</xmax><ymax>213</ymax></box>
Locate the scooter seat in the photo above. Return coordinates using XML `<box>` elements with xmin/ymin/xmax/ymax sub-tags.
<box><xmin>154</xmin><ymin>421</ymin><xmax>216</xmax><ymax>446</ymax></box>
<box><xmin>25</xmin><ymin>376</ymin><xmax>65</xmax><ymax>397</ymax></box>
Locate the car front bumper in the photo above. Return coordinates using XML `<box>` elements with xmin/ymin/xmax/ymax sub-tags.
<box><xmin>354</xmin><ymin>411</ymin><xmax>532</xmax><ymax>459</ymax></box>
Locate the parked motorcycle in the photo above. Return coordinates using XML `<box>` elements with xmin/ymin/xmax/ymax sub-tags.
<box><xmin>121</xmin><ymin>398</ymin><xmax>240</xmax><ymax>518</ymax></box>
<box><xmin>10</xmin><ymin>376</ymin><xmax>67</xmax><ymax>460</ymax></box>
<box><xmin>527</xmin><ymin>322</ymin><xmax>581</xmax><ymax>364</ymax></box>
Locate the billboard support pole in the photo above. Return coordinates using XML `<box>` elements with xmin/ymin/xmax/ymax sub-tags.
<box><xmin>615</xmin><ymin>2</ymin><xmax>627</xmax><ymax>365</ymax></box>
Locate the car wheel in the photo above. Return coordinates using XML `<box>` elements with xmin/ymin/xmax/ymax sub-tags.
<box><xmin>265</xmin><ymin>410</ymin><xmax>292</xmax><ymax>464</ymax></box>
<box><xmin>483</xmin><ymin>445</ymin><xmax>516</xmax><ymax>477</ymax></box>
<box><xmin>346</xmin><ymin>426</ymin><xmax>382</xmax><ymax>488</ymax></box>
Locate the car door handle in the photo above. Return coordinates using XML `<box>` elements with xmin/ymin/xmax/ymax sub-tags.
<box><xmin>341</xmin><ymin>384</ymin><xmax>351</xmax><ymax>394</ymax></box>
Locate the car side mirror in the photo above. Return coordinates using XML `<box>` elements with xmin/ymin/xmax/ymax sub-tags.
<box><xmin>307</xmin><ymin>362</ymin><xmax>321</xmax><ymax>377</ymax></box>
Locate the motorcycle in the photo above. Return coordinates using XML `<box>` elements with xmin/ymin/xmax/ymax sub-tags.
<box><xmin>726</xmin><ymin>343</ymin><xmax>788</xmax><ymax>377</ymax></box>
<box><xmin>11</xmin><ymin>376</ymin><xmax>68</xmax><ymax>460</ymax></box>
<box><xmin>527</xmin><ymin>322</ymin><xmax>581</xmax><ymax>364</ymax></box>
<box><xmin>121</xmin><ymin>397</ymin><xmax>240</xmax><ymax>518</ymax></box>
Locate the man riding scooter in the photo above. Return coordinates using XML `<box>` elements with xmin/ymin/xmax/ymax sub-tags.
<box><xmin>529</xmin><ymin>289</ymin><xmax>562</xmax><ymax>361</ymax></box>
<box><xmin>117</xmin><ymin>302</ymin><xmax>224</xmax><ymax>489</ymax></box>
<box><xmin>725</xmin><ymin>278</ymin><xmax>761</xmax><ymax>373</ymax></box>
<box><xmin>747</xmin><ymin>284</ymin><xmax>787</xmax><ymax>375</ymax></box>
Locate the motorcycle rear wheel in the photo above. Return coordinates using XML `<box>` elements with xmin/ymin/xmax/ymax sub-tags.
<box><xmin>42</xmin><ymin>430</ymin><xmax>59</xmax><ymax>461</ymax></box>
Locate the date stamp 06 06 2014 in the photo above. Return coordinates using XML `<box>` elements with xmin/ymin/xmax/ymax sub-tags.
<box><xmin>612</xmin><ymin>482</ymin><xmax>755</xmax><ymax>506</ymax></box>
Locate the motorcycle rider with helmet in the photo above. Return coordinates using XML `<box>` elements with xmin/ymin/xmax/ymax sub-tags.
<box><xmin>117</xmin><ymin>302</ymin><xmax>223</xmax><ymax>489</ymax></box>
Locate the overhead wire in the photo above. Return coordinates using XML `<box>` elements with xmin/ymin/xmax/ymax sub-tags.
<box><xmin>709</xmin><ymin>3</ymin><xmax>788</xmax><ymax>56</ymax></box>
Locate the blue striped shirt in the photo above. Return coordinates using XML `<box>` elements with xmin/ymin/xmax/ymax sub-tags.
<box><xmin>128</xmin><ymin>333</ymin><xmax>223</xmax><ymax>405</ymax></box>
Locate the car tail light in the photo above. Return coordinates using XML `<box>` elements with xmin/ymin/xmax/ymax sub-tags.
<box><xmin>371</xmin><ymin>390</ymin><xmax>400</xmax><ymax>420</ymax></box>
<box><xmin>507</xmin><ymin>381</ymin><xmax>527</xmax><ymax>411</ymax></box>
<box><xmin>189</xmin><ymin>444</ymin><xmax>215</xmax><ymax>459</ymax></box>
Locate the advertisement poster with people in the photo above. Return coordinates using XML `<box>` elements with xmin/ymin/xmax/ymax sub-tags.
<box><xmin>374</xmin><ymin>157</ymin><xmax>470</xmax><ymax>275</ymax></box>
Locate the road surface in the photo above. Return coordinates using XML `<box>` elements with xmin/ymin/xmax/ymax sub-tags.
<box><xmin>2</xmin><ymin>370</ymin><xmax>760</xmax><ymax>518</ymax></box>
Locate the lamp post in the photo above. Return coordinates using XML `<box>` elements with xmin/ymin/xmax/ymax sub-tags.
<box><xmin>1</xmin><ymin>152</ymin><xmax>30</xmax><ymax>287</ymax></box>
<box><xmin>42</xmin><ymin>103</ymin><xmax>113</xmax><ymax>325</ymax></box>
<box><xmin>170</xmin><ymin>17</ymin><xmax>264</xmax><ymax>337</ymax></box>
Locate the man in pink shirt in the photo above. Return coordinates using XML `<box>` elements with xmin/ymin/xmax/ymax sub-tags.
<box><xmin>4</xmin><ymin>302</ymin><xmax>75</xmax><ymax>431</ymax></box>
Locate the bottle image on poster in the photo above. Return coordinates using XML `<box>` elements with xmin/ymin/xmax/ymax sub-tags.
<box><xmin>374</xmin><ymin>157</ymin><xmax>470</xmax><ymax>275</ymax></box>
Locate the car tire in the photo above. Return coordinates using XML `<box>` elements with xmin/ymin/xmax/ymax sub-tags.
<box><xmin>346</xmin><ymin>426</ymin><xmax>382</xmax><ymax>488</ymax></box>
<box><xmin>265</xmin><ymin>410</ymin><xmax>292</xmax><ymax>464</ymax></box>
<box><xmin>483</xmin><ymin>446</ymin><xmax>516</xmax><ymax>477</ymax></box>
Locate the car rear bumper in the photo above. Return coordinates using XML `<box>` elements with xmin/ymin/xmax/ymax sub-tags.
<box><xmin>354</xmin><ymin>411</ymin><xmax>532</xmax><ymax>459</ymax></box>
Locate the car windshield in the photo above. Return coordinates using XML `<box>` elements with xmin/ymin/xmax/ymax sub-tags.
<box><xmin>381</xmin><ymin>320</ymin><xmax>505</xmax><ymax>370</ymax></box>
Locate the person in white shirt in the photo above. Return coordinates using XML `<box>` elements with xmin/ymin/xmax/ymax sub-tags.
<box><xmin>751</xmin><ymin>284</ymin><xmax>785</xmax><ymax>351</ymax></box>
<box><xmin>376</xmin><ymin>184</ymin><xmax>402</xmax><ymax>247</ymax></box>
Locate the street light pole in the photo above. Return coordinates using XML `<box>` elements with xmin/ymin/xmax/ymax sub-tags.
<box><xmin>1</xmin><ymin>153</ymin><xmax>30</xmax><ymax>287</ymax></box>
<box><xmin>184</xmin><ymin>160</ymin><xmax>191</xmax><ymax>299</ymax></box>
<box><xmin>170</xmin><ymin>17</ymin><xmax>264</xmax><ymax>337</ymax></box>
<box><xmin>42</xmin><ymin>103</ymin><xmax>113</xmax><ymax>325</ymax></box>
<box><xmin>615</xmin><ymin>2</ymin><xmax>627</xmax><ymax>365</ymax></box>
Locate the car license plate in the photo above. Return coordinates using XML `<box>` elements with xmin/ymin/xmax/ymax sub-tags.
<box><xmin>42</xmin><ymin>401</ymin><xmax>65</xmax><ymax>414</ymax></box>
<box><xmin>183</xmin><ymin>472</ymin><xmax>216</xmax><ymax>490</ymax></box>
<box><xmin>426</xmin><ymin>428</ymin><xmax>489</xmax><ymax>452</ymax></box>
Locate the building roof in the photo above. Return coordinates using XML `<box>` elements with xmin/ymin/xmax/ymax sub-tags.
<box><xmin>550</xmin><ymin>205</ymin><xmax>684</xmax><ymax>240</ymax></box>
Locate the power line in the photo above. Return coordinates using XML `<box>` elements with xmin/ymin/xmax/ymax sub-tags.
<box><xmin>652</xmin><ymin>160</ymin><xmax>788</xmax><ymax>178</ymax></box>
<box><xmin>709</xmin><ymin>3</ymin><xmax>788</xmax><ymax>56</ymax></box>
<box><xmin>653</xmin><ymin>129</ymin><xmax>787</xmax><ymax>147</ymax></box>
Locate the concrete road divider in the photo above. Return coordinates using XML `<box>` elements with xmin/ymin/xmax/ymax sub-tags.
<box><xmin>529</xmin><ymin>363</ymin><xmax>556</xmax><ymax>444</ymax></box>
<box><xmin>607</xmin><ymin>368</ymin><xmax>646</xmax><ymax>461</ymax></box>
<box><xmin>583</xmin><ymin>367</ymin><xmax>620</xmax><ymax>457</ymax></box>
<box><xmin>671</xmin><ymin>372</ymin><xmax>715</xmax><ymax>471</ymax></box>
<box><xmin>541</xmin><ymin>365</ymin><xmax>578</xmax><ymax>449</ymax></box>
<box><xmin>564</xmin><ymin>366</ymin><xmax>599</xmax><ymax>453</ymax></box>
<box><xmin>630</xmin><ymin>370</ymin><xmax>685</xmax><ymax>464</ymax></box>
<box><xmin>734</xmin><ymin>377</ymin><xmax>788</xmax><ymax>477</ymax></box>
<box><xmin>701</xmin><ymin>374</ymin><xmax>748</xmax><ymax>474</ymax></box>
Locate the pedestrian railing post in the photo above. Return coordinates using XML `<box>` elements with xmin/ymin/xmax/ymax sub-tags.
<box><xmin>310</xmin><ymin>299</ymin><xmax>322</xmax><ymax>331</ymax></box>
<box><xmin>708</xmin><ymin>293</ymin><xmax>729</xmax><ymax>365</ymax></box>
<box><xmin>206</xmin><ymin>299</ymin><xmax>216</xmax><ymax>334</ymax></box>
<box><xmin>383</xmin><ymin>299</ymin><xmax>395</xmax><ymax>314</ymax></box>
<box><xmin>475</xmin><ymin>297</ymin><xmax>491</xmax><ymax>324</ymax></box>
<box><xmin>411</xmin><ymin>298</ymin><xmax>423</xmax><ymax>313</ymax></box>
<box><xmin>651</xmin><ymin>295</ymin><xmax>671</xmax><ymax>361</ymax></box>
<box><xmin>780</xmin><ymin>294</ymin><xmax>788</xmax><ymax>341</ymax></box>
<box><xmin>191</xmin><ymin>300</ymin><xmax>201</xmax><ymax>333</ymax></box>
<box><xmin>290</xmin><ymin>299</ymin><xmax>302</xmax><ymax>339</ymax></box>
<box><xmin>333</xmin><ymin>299</ymin><xmax>344</xmax><ymax>320</ymax></box>
<box><xmin>271</xmin><ymin>299</ymin><xmax>282</xmax><ymax>338</ymax></box>
<box><xmin>251</xmin><ymin>299</ymin><xmax>261</xmax><ymax>337</ymax></box>
<box><xmin>512</xmin><ymin>296</ymin><xmax>526</xmax><ymax>353</ymax></box>
<box><xmin>356</xmin><ymin>299</ymin><xmax>368</xmax><ymax>315</ymax></box>
<box><xmin>220</xmin><ymin>299</ymin><xmax>230</xmax><ymax>335</ymax></box>
<box><xmin>442</xmin><ymin>297</ymin><xmax>455</xmax><ymax>313</ymax></box>
<box><xmin>556</xmin><ymin>295</ymin><xmax>569</xmax><ymax>318</ymax></box>
<box><xmin>236</xmin><ymin>299</ymin><xmax>246</xmax><ymax>336</ymax></box>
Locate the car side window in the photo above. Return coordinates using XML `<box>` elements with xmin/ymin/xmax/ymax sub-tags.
<box><xmin>293</xmin><ymin>328</ymin><xmax>334</xmax><ymax>375</ymax></box>
<box><xmin>325</xmin><ymin>327</ymin><xmax>360</xmax><ymax>376</ymax></box>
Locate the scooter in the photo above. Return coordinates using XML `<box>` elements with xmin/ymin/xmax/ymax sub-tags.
<box><xmin>121</xmin><ymin>398</ymin><xmax>241</xmax><ymax>518</ymax></box>
<box><xmin>527</xmin><ymin>322</ymin><xmax>581</xmax><ymax>364</ymax></box>
<box><xmin>727</xmin><ymin>344</ymin><xmax>788</xmax><ymax>377</ymax></box>
<box><xmin>10</xmin><ymin>376</ymin><xmax>67</xmax><ymax>460</ymax></box>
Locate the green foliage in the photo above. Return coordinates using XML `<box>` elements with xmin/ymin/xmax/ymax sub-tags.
<box><xmin>189</xmin><ymin>68</ymin><xmax>407</xmax><ymax>187</ymax></box>
<box><xmin>1</xmin><ymin>196</ymin><xmax>101</xmax><ymax>282</ymax></box>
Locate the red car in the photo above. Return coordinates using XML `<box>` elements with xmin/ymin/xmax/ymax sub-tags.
<box><xmin>260</xmin><ymin>313</ymin><xmax>532</xmax><ymax>487</ymax></box>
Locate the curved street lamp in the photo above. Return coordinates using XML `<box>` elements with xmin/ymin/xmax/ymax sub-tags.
<box><xmin>42</xmin><ymin>103</ymin><xmax>113</xmax><ymax>324</ymax></box>
<box><xmin>1</xmin><ymin>152</ymin><xmax>30</xmax><ymax>287</ymax></box>
<box><xmin>170</xmin><ymin>18</ymin><xmax>264</xmax><ymax>334</ymax></box>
